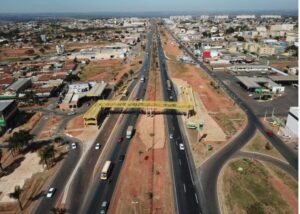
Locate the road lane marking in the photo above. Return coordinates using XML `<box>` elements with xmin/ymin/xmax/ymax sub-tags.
<box><xmin>195</xmin><ymin>193</ymin><xmax>199</xmax><ymax>204</ymax></box>
<box><xmin>183</xmin><ymin>183</ymin><xmax>186</xmax><ymax>193</ymax></box>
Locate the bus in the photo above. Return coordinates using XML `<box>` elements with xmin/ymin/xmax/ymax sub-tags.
<box><xmin>166</xmin><ymin>80</ymin><xmax>172</xmax><ymax>91</ymax></box>
<box><xmin>101</xmin><ymin>161</ymin><xmax>112</xmax><ymax>180</ymax></box>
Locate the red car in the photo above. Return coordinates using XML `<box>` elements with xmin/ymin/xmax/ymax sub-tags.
<box><xmin>266</xmin><ymin>130</ymin><xmax>274</xmax><ymax>137</ymax></box>
<box><xmin>117</xmin><ymin>137</ymin><xmax>124</xmax><ymax>143</ymax></box>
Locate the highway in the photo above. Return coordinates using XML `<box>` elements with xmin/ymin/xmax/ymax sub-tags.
<box><xmin>73</xmin><ymin>25</ymin><xmax>154</xmax><ymax>214</ymax></box>
<box><xmin>164</xmin><ymin>25</ymin><xmax>298</xmax><ymax>214</ymax></box>
<box><xmin>156</xmin><ymin>25</ymin><xmax>201</xmax><ymax>214</ymax></box>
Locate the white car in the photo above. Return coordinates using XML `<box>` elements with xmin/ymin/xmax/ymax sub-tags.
<box><xmin>179</xmin><ymin>144</ymin><xmax>185</xmax><ymax>150</ymax></box>
<box><xmin>95</xmin><ymin>143</ymin><xmax>101</xmax><ymax>150</ymax></box>
<box><xmin>169</xmin><ymin>134</ymin><xmax>174</xmax><ymax>139</ymax></box>
<box><xmin>46</xmin><ymin>187</ymin><xmax>56</xmax><ymax>198</ymax></box>
<box><xmin>71</xmin><ymin>143</ymin><xmax>77</xmax><ymax>150</ymax></box>
<box><xmin>67</xmin><ymin>111</ymin><xmax>76</xmax><ymax>116</ymax></box>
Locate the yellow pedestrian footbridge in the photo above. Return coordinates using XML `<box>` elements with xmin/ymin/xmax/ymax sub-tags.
<box><xmin>83</xmin><ymin>100</ymin><xmax>194</xmax><ymax>125</ymax></box>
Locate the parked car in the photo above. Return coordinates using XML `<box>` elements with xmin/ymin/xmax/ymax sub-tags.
<box><xmin>169</xmin><ymin>134</ymin><xmax>173</xmax><ymax>139</ymax></box>
<box><xmin>46</xmin><ymin>187</ymin><xmax>56</xmax><ymax>198</ymax></box>
<box><xmin>95</xmin><ymin>143</ymin><xmax>101</xmax><ymax>150</ymax></box>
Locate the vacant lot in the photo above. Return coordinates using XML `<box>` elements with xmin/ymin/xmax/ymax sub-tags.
<box><xmin>244</xmin><ymin>131</ymin><xmax>285</xmax><ymax>160</ymax></box>
<box><xmin>220</xmin><ymin>159</ymin><xmax>297</xmax><ymax>214</ymax></box>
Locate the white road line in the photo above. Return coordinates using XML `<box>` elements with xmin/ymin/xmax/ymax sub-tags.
<box><xmin>179</xmin><ymin>159</ymin><xmax>181</xmax><ymax>166</ymax></box>
<box><xmin>195</xmin><ymin>193</ymin><xmax>199</xmax><ymax>204</ymax></box>
<box><xmin>183</xmin><ymin>183</ymin><xmax>186</xmax><ymax>193</ymax></box>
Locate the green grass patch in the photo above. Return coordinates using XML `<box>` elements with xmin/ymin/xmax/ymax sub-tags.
<box><xmin>269</xmin><ymin>165</ymin><xmax>298</xmax><ymax>198</ymax></box>
<box><xmin>245</xmin><ymin>133</ymin><xmax>283</xmax><ymax>159</ymax></box>
<box><xmin>223</xmin><ymin>159</ymin><xmax>293</xmax><ymax>214</ymax></box>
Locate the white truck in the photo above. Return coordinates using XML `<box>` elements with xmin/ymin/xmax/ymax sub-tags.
<box><xmin>126</xmin><ymin>125</ymin><xmax>134</xmax><ymax>139</ymax></box>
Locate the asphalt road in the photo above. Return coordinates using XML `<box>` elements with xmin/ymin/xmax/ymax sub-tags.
<box><xmin>165</xmin><ymin>26</ymin><xmax>298</xmax><ymax>214</ymax></box>
<box><xmin>32</xmin><ymin>142</ymin><xmax>81</xmax><ymax>214</ymax></box>
<box><xmin>68</xmin><ymin>26</ymin><xmax>154</xmax><ymax>214</ymax></box>
<box><xmin>156</xmin><ymin>25</ymin><xmax>201</xmax><ymax>214</ymax></box>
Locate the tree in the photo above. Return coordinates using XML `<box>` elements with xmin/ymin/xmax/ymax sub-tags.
<box><xmin>39</xmin><ymin>48</ymin><xmax>45</xmax><ymax>54</ymax></box>
<box><xmin>25</xmin><ymin>49</ymin><xmax>35</xmax><ymax>55</ymax></box>
<box><xmin>38</xmin><ymin>145</ymin><xmax>56</xmax><ymax>169</ymax></box>
<box><xmin>7</xmin><ymin>130</ymin><xmax>34</xmax><ymax>153</ymax></box>
<box><xmin>54</xmin><ymin>136</ymin><xmax>63</xmax><ymax>144</ymax></box>
<box><xmin>9</xmin><ymin>186</ymin><xmax>23</xmax><ymax>210</ymax></box>
<box><xmin>225</xmin><ymin>27</ymin><xmax>235</xmax><ymax>35</ymax></box>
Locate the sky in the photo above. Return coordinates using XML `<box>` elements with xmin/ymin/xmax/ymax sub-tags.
<box><xmin>0</xmin><ymin>0</ymin><xmax>298</xmax><ymax>13</ymax></box>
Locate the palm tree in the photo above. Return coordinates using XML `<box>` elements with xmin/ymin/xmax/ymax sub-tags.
<box><xmin>38</xmin><ymin>145</ymin><xmax>56</xmax><ymax>169</ymax></box>
<box><xmin>7</xmin><ymin>130</ymin><xmax>34</xmax><ymax>153</ymax></box>
<box><xmin>9</xmin><ymin>185</ymin><xmax>23</xmax><ymax>210</ymax></box>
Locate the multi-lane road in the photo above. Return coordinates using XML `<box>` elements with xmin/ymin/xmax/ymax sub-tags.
<box><xmin>164</xmin><ymin>25</ymin><xmax>298</xmax><ymax>214</ymax></box>
<box><xmin>156</xmin><ymin>25</ymin><xmax>201</xmax><ymax>214</ymax></box>
<box><xmin>71</xmin><ymin>26</ymin><xmax>154</xmax><ymax>214</ymax></box>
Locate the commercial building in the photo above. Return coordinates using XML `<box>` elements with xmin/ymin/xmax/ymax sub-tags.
<box><xmin>0</xmin><ymin>100</ymin><xmax>18</xmax><ymax>129</ymax></box>
<box><xmin>236</xmin><ymin>76</ymin><xmax>285</xmax><ymax>93</ymax></box>
<box><xmin>6</xmin><ymin>78</ymin><xmax>31</xmax><ymax>94</ymax></box>
<box><xmin>60</xmin><ymin>82</ymin><xmax>108</xmax><ymax>110</ymax></box>
<box><xmin>285</xmin><ymin>107</ymin><xmax>298</xmax><ymax>137</ymax></box>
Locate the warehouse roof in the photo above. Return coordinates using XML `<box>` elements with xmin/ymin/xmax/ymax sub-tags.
<box><xmin>269</xmin><ymin>75</ymin><xmax>299</xmax><ymax>82</ymax></box>
<box><xmin>236</xmin><ymin>76</ymin><xmax>261</xmax><ymax>88</ymax></box>
<box><xmin>0</xmin><ymin>100</ymin><xmax>14</xmax><ymax>112</ymax></box>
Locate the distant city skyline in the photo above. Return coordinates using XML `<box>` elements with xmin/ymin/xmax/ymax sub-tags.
<box><xmin>0</xmin><ymin>0</ymin><xmax>298</xmax><ymax>13</ymax></box>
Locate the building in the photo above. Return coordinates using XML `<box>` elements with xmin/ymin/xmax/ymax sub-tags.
<box><xmin>0</xmin><ymin>100</ymin><xmax>18</xmax><ymax>129</ymax></box>
<box><xmin>236</xmin><ymin>76</ymin><xmax>285</xmax><ymax>93</ymax></box>
<box><xmin>6</xmin><ymin>78</ymin><xmax>31</xmax><ymax>94</ymax></box>
<box><xmin>236</xmin><ymin>15</ymin><xmax>256</xmax><ymax>19</ymax></box>
<box><xmin>60</xmin><ymin>82</ymin><xmax>108</xmax><ymax>110</ymax></box>
<box><xmin>56</xmin><ymin>44</ymin><xmax>65</xmax><ymax>55</ymax></box>
<box><xmin>285</xmin><ymin>107</ymin><xmax>298</xmax><ymax>137</ymax></box>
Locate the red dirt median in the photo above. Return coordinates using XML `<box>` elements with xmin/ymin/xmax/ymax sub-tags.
<box><xmin>109</xmin><ymin>115</ymin><xmax>175</xmax><ymax>214</ymax></box>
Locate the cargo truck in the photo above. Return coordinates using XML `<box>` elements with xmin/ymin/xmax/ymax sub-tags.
<box><xmin>126</xmin><ymin>125</ymin><xmax>134</xmax><ymax>139</ymax></box>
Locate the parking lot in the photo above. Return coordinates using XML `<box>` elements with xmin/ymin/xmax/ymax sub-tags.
<box><xmin>216</xmin><ymin>70</ymin><xmax>298</xmax><ymax>117</ymax></box>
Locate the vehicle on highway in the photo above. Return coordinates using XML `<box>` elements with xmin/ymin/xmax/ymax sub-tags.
<box><xmin>46</xmin><ymin>187</ymin><xmax>56</xmax><ymax>198</ymax></box>
<box><xmin>117</xmin><ymin>137</ymin><xmax>123</xmax><ymax>143</ymax></box>
<box><xmin>100</xmin><ymin>201</ymin><xmax>109</xmax><ymax>214</ymax></box>
<box><xmin>67</xmin><ymin>111</ymin><xmax>76</xmax><ymax>116</ymax></box>
<box><xmin>169</xmin><ymin>95</ymin><xmax>173</xmax><ymax>100</ymax></box>
<box><xmin>140</xmin><ymin>76</ymin><xmax>145</xmax><ymax>82</ymax></box>
<box><xmin>119</xmin><ymin>155</ymin><xmax>125</xmax><ymax>162</ymax></box>
<box><xmin>126</xmin><ymin>125</ymin><xmax>134</xmax><ymax>139</ymax></box>
<box><xmin>71</xmin><ymin>142</ymin><xmax>77</xmax><ymax>150</ymax></box>
<box><xmin>169</xmin><ymin>134</ymin><xmax>173</xmax><ymax>139</ymax></box>
<box><xmin>122</xmin><ymin>88</ymin><xmax>128</xmax><ymax>97</ymax></box>
<box><xmin>95</xmin><ymin>143</ymin><xmax>101</xmax><ymax>150</ymax></box>
<box><xmin>166</xmin><ymin>80</ymin><xmax>172</xmax><ymax>90</ymax></box>
<box><xmin>101</xmin><ymin>161</ymin><xmax>112</xmax><ymax>180</ymax></box>
<box><xmin>179</xmin><ymin>143</ymin><xmax>185</xmax><ymax>150</ymax></box>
